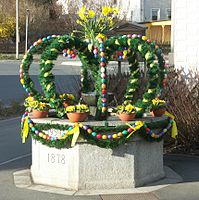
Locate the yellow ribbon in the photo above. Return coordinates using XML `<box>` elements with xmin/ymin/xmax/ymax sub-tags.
<box><xmin>126</xmin><ymin>121</ymin><xmax>144</xmax><ymax>139</ymax></box>
<box><xmin>21</xmin><ymin>116</ymin><xmax>29</xmax><ymax>144</ymax></box>
<box><xmin>64</xmin><ymin>123</ymin><xmax>80</xmax><ymax>147</ymax></box>
<box><xmin>164</xmin><ymin>111</ymin><xmax>178</xmax><ymax>139</ymax></box>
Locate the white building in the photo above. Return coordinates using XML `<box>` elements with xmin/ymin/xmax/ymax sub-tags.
<box><xmin>117</xmin><ymin>0</ymin><xmax>171</xmax><ymax>22</ymax></box>
<box><xmin>57</xmin><ymin>0</ymin><xmax>171</xmax><ymax>22</ymax></box>
<box><xmin>172</xmin><ymin>0</ymin><xmax>199</xmax><ymax>72</ymax></box>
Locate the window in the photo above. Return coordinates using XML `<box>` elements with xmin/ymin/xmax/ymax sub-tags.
<box><xmin>151</xmin><ymin>8</ymin><xmax>160</xmax><ymax>21</ymax></box>
<box><xmin>166</xmin><ymin>9</ymin><xmax>171</xmax><ymax>20</ymax></box>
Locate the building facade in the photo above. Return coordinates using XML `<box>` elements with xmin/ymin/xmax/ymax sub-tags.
<box><xmin>172</xmin><ymin>0</ymin><xmax>199</xmax><ymax>71</ymax></box>
<box><xmin>117</xmin><ymin>0</ymin><xmax>171</xmax><ymax>22</ymax></box>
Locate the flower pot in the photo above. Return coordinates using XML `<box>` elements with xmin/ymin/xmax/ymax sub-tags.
<box><xmin>67</xmin><ymin>112</ymin><xmax>89</xmax><ymax>122</ymax></box>
<box><xmin>32</xmin><ymin>110</ymin><xmax>48</xmax><ymax>118</ymax></box>
<box><xmin>151</xmin><ymin>108</ymin><xmax>166</xmax><ymax>117</ymax></box>
<box><xmin>118</xmin><ymin>113</ymin><xmax>136</xmax><ymax>121</ymax></box>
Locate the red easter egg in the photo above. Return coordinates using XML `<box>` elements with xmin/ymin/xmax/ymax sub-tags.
<box><xmin>102</xmin><ymin>89</ymin><xmax>106</xmax><ymax>94</ymax></box>
<box><xmin>102</xmin><ymin>98</ymin><xmax>106</xmax><ymax>102</ymax></box>
<box><xmin>127</xmin><ymin>128</ymin><xmax>133</xmax><ymax>133</ymax></box>
<box><xmin>100</xmin><ymin>62</ymin><xmax>105</xmax><ymax>67</ymax></box>
<box><xmin>96</xmin><ymin>134</ymin><xmax>102</xmax><ymax>139</ymax></box>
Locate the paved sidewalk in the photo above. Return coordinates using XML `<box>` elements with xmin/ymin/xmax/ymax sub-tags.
<box><xmin>0</xmin><ymin>154</ymin><xmax>199</xmax><ymax>200</ymax></box>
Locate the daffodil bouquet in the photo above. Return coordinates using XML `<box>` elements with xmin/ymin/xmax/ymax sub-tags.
<box><xmin>66</xmin><ymin>104</ymin><xmax>89</xmax><ymax>113</ymax></box>
<box><xmin>117</xmin><ymin>103</ymin><xmax>136</xmax><ymax>114</ymax></box>
<box><xmin>24</xmin><ymin>97</ymin><xmax>50</xmax><ymax>112</ymax></box>
<box><xmin>76</xmin><ymin>6</ymin><xmax>119</xmax><ymax>42</ymax></box>
<box><xmin>150</xmin><ymin>98</ymin><xmax>166</xmax><ymax>110</ymax></box>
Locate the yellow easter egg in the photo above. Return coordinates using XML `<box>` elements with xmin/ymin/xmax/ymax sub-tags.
<box><xmin>101</xmin><ymin>84</ymin><xmax>106</xmax><ymax>89</ymax></box>
<box><xmin>102</xmin><ymin>107</ymin><xmax>107</xmax><ymax>112</ymax></box>
<box><xmin>102</xmin><ymin>135</ymin><xmax>107</xmax><ymax>139</ymax></box>
<box><xmin>43</xmin><ymin>135</ymin><xmax>47</xmax><ymax>139</ymax></box>
<box><xmin>39</xmin><ymin>132</ymin><xmax>44</xmax><ymax>137</ymax></box>
<box><xmin>142</xmin><ymin>36</ymin><xmax>147</xmax><ymax>41</ymax></box>
<box><xmin>87</xmin><ymin>129</ymin><xmax>92</xmax><ymax>134</ymax></box>
<box><xmin>112</xmin><ymin>134</ymin><xmax>118</xmax><ymax>139</ymax></box>
<box><xmin>20</xmin><ymin>79</ymin><xmax>24</xmax><ymax>84</ymax></box>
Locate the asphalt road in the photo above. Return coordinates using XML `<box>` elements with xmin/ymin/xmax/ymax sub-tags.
<box><xmin>0</xmin><ymin>60</ymin><xmax>81</xmax><ymax>105</ymax></box>
<box><xmin>0</xmin><ymin>59</ymin><xmax>128</xmax><ymax>105</ymax></box>
<box><xmin>0</xmin><ymin>117</ymin><xmax>31</xmax><ymax>165</ymax></box>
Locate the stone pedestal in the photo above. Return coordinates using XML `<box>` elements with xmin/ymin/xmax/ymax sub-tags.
<box><xmin>31</xmin><ymin>118</ymin><xmax>165</xmax><ymax>190</ymax></box>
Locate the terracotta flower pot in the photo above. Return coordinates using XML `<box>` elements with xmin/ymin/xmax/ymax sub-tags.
<box><xmin>118</xmin><ymin>113</ymin><xmax>136</xmax><ymax>121</ymax></box>
<box><xmin>151</xmin><ymin>108</ymin><xmax>166</xmax><ymax>117</ymax></box>
<box><xmin>32</xmin><ymin>110</ymin><xmax>48</xmax><ymax>118</ymax></box>
<box><xmin>67</xmin><ymin>112</ymin><xmax>89</xmax><ymax>122</ymax></box>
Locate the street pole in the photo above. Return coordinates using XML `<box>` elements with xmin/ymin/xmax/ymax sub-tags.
<box><xmin>16</xmin><ymin>0</ymin><xmax>19</xmax><ymax>59</ymax></box>
<box><xmin>25</xmin><ymin>9</ymin><xmax>29</xmax><ymax>53</ymax></box>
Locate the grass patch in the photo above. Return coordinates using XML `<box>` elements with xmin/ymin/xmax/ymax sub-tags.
<box><xmin>0</xmin><ymin>54</ymin><xmax>23</xmax><ymax>60</ymax></box>
<box><xmin>0</xmin><ymin>101</ymin><xmax>24</xmax><ymax>120</ymax></box>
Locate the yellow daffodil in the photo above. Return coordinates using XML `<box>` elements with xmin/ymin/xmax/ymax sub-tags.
<box><xmin>66</xmin><ymin>104</ymin><xmax>89</xmax><ymax>113</ymax></box>
<box><xmin>96</xmin><ymin>33</ymin><xmax>107</xmax><ymax>41</ymax></box>
<box><xmin>66</xmin><ymin>106</ymin><xmax>75</xmax><ymax>113</ymax></box>
<box><xmin>79</xmin><ymin>5</ymin><xmax>86</xmax><ymax>13</ymax></box>
<box><xmin>24</xmin><ymin>98</ymin><xmax>49</xmax><ymax>111</ymax></box>
<box><xmin>76</xmin><ymin>5</ymin><xmax>119</xmax><ymax>40</ymax></box>
<box><xmin>152</xmin><ymin>98</ymin><xmax>166</xmax><ymax>105</ymax></box>
<box><xmin>108</xmin><ymin>7</ymin><xmax>113</xmax><ymax>13</ymax></box>
<box><xmin>125</xmin><ymin>104</ymin><xmax>135</xmax><ymax>113</ymax></box>
<box><xmin>78</xmin><ymin>11</ymin><xmax>86</xmax><ymax>21</ymax></box>
<box><xmin>151</xmin><ymin>98</ymin><xmax>166</xmax><ymax>110</ymax></box>
<box><xmin>117</xmin><ymin>103</ymin><xmax>136</xmax><ymax>114</ymax></box>
<box><xmin>88</xmin><ymin>10</ymin><xmax>95</xmax><ymax>18</ymax></box>
<box><xmin>102</xmin><ymin>6</ymin><xmax>109</xmax><ymax>16</ymax></box>
<box><xmin>113</xmin><ymin>7</ymin><xmax>119</xmax><ymax>15</ymax></box>
<box><xmin>60</xmin><ymin>93</ymin><xmax>75</xmax><ymax>100</ymax></box>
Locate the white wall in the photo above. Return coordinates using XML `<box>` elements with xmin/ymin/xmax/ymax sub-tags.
<box><xmin>117</xmin><ymin>0</ymin><xmax>141</xmax><ymax>21</ymax></box>
<box><xmin>172</xmin><ymin>0</ymin><xmax>199</xmax><ymax>72</ymax></box>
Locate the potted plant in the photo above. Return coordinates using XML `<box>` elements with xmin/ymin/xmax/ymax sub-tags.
<box><xmin>117</xmin><ymin>103</ymin><xmax>136</xmax><ymax>121</ymax></box>
<box><xmin>24</xmin><ymin>97</ymin><xmax>50</xmax><ymax>118</ymax></box>
<box><xmin>59</xmin><ymin>93</ymin><xmax>75</xmax><ymax>108</ymax></box>
<box><xmin>150</xmin><ymin>98</ymin><xmax>166</xmax><ymax>117</ymax></box>
<box><xmin>66</xmin><ymin>104</ymin><xmax>89</xmax><ymax>122</ymax></box>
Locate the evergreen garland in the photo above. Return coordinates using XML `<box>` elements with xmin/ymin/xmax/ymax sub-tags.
<box><xmin>29</xmin><ymin>117</ymin><xmax>170</xmax><ymax>149</ymax></box>
<box><xmin>19</xmin><ymin>35</ymin><xmax>58</xmax><ymax>100</ymax></box>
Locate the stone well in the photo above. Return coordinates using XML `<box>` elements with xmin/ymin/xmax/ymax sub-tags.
<box><xmin>31</xmin><ymin>116</ymin><xmax>165</xmax><ymax>190</ymax></box>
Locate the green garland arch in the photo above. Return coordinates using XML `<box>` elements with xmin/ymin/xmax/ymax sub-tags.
<box><xmin>20</xmin><ymin>34</ymin><xmax>166</xmax><ymax>120</ymax></box>
<box><xmin>38</xmin><ymin>35</ymin><xmax>101</xmax><ymax>118</ymax></box>
<box><xmin>19</xmin><ymin>35</ymin><xmax>59</xmax><ymax>100</ymax></box>
<box><xmin>103</xmin><ymin>35</ymin><xmax>165</xmax><ymax>117</ymax></box>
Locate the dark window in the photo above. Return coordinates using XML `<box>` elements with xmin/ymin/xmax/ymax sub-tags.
<box><xmin>167</xmin><ymin>9</ymin><xmax>171</xmax><ymax>20</ymax></box>
<box><xmin>152</xmin><ymin>9</ymin><xmax>160</xmax><ymax>21</ymax></box>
